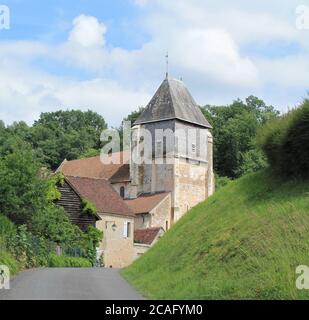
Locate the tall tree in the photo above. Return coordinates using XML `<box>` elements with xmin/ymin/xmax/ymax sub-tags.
<box><xmin>201</xmin><ymin>96</ymin><xmax>279</xmax><ymax>178</ymax></box>
<box><xmin>30</xmin><ymin>110</ymin><xmax>108</xmax><ymax>169</ymax></box>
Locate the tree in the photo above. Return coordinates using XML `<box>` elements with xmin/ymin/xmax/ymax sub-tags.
<box><xmin>30</xmin><ymin>110</ymin><xmax>108</xmax><ymax>169</ymax></box>
<box><xmin>31</xmin><ymin>206</ymin><xmax>83</xmax><ymax>245</ymax></box>
<box><xmin>201</xmin><ymin>96</ymin><xmax>279</xmax><ymax>178</ymax></box>
<box><xmin>0</xmin><ymin>144</ymin><xmax>47</xmax><ymax>224</ymax></box>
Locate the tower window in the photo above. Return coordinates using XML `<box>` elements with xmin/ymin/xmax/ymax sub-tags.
<box><xmin>120</xmin><ymin>186</ymin><xmax>125</xmax><ymax>198</ymax></box>
<box><xmin>192</xmin><ymin>143</ymin><xmax>196</xmax><ymax>154</ymax></box>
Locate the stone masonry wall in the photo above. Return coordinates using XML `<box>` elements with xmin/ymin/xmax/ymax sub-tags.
<box><xmin>96</xmin><ymin>213</ymin><xmax>134</xmax><ymax>268</ymax></box>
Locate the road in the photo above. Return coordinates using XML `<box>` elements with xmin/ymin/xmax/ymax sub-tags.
<box><xmin>0</xmin><ymin>268</ymin><xmax>143</xmax><ymax>300</ymax></box>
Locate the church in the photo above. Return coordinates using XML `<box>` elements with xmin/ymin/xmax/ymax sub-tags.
<box><xmin>56</xmin><ymin>76</ymin><xmax>214</xmax><ymax>268</ymax></box>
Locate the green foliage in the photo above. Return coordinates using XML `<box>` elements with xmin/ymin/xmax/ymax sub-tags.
<box><xmin>46</xmin><ymin>173</ymin><xmax>65</xmax><ymax>202</ymax></box>
<box><xmin>124</xmin><ymin>107</ymin><xmax>145</xmax><ymax>124</ymax></box>
<box><xmin>201</xmin><ymin>96</ymin><xmax>279</xmax><ymax>178</ymax></box>
<box><xmin>11</xmin><ymin>225</ymin><xmax>53</xmax><ymax>268</ymax></box>
<box><xmin>81</xmin><ymin>198</ymin><xmax>98</xmax><ymax>216</ymax></box>
<box><xmin>124</xmin><ymin>171</ymin><xmax>309</xmax><ymax>299</ymax></box>
<box><xmin>237</xmin><ymin>148</ymin><xmax>267</xmax><ymax>177</ymax></box>
<box><xmin>0</xmin><ymin>146</ymin><xmax>48</xmax><ymax>224</ymax></box>
<box><xmin>82</xmin><ymin>226</ymin><xmax>103</xmax><ymax>266</ymax></box>
<box><xmin>47</xmin><ymin>253</ymin><xmax>92</xmax><ymax>268</ymax></box>
<box><xmin>257</xmin><ymin>99</ymin><xmax>309</xmax><ymax>178</ymax></box>
<box><xmin>0</xmin><ymin>250</ymin><xmax>20</xmax><ymax>275</ymax></box>
<box><xmin>79</xmin><ymin>148</ymin><xmax>100</xmax><ymax>159</ymax></box>
<box><xmin>30</xmin><ymin>110</ymin><xmax>107</xmax><ymax>169</ymax></box>
<box><xmin>215</xmin><ymin>175</ymin><xmax>231</xmax><ymax>191</ymax></box>
<box><xmin>31</xmin><ymin>205</ymin><xmax>84</xmax><ymax>245</ymax></box>
<box><xmin>0</xmin><ymin>214</ymin><xmax>16</xmax><ymax>245</ymax></box>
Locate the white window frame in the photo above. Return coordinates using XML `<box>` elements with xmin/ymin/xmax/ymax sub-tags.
<box><xmin>123</xmin><ymin>221</ymin><xmax>131</xmax><ymax>238</ymax></box>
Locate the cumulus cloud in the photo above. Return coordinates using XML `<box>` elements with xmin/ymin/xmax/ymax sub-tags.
<box><xmin>0</xmin><ymin>1</ymin><xmax>308</xmax><ymax>126</ymax></box>
<box><xmin>0</xmin><ymin>58</ymin><xmax>150</xmax><ymax>126</ymax></box>
<box><xmin>68</xmin><ymin>15</ymin><xmax>107</xmax><ymax>47</ymax></box>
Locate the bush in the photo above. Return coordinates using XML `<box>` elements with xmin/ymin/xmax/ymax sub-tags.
<box><xmin>258</xmin><ymin>99</ymin><xmax>309</xmax><ymax>178</ymax></box>
<box><xmin>47</xmin><ymin>253</ymin><xmax>92</xmax><ymax>268</ymax></box>
<box><xmin>82</xmin><ymin>226</ymin><xmax>103</xmax><ymax>266</ymax></box>
<box><xmin>215</xmin><ymin>175</ymin><xmax>232</xmax><ymax>191</ymax></box>
<box><xmin>0</xmin><ymin>250</ymin><xmax>20</xmax><ymax>275</ymax></box>
<box><xmin>0</xmin><ymin>214</ymin><xmax>16</xmax><ymax>247</ymax></box>
<box><xmin>31</xmin><ymin>205</ymin><xmax>84</xmax><ymax>246</ymax></box>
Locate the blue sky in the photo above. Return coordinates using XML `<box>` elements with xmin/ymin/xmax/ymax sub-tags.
<box><xmin>0</xmin><ymin>0</ymin><xmax>308</xmax><ymax>126</ymax></box>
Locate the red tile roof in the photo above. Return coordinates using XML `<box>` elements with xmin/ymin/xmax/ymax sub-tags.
<box><xmin>65</xmin><ymin>176</ymin><xmax>133</xmax><ymax>216</ymax></box>
<box><xmin>125</xmin><ymin>192</ymin><xmax>170</xmax><ymax>215</ymax></box>
<box><xmin>134</xmin><ymin>227</ymin><xmax>163</xmax><ymax>245</ymax></box>
<box><xmin>57</xmin><ymin>151</ymin><xmax>130</xmax><ymax>181</ymax></box>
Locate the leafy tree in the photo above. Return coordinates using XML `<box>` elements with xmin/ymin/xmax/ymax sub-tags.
<box><xmin>201</xmin><ymin>96</ymin><xmax>279</xmax><ymax>178</ymax></box>
<box><xmin>124</xmin><ymin>106</ymin><xmax>144</xmax><ymax>125</ymax></box>
<box><xmin>29</xmin><ymin>110</ymin><xmax>107</xmax><ymax>169</ymax></box>
<box><xmin>0</xmin><ymin>144</ymin><xmax>47</xmax><ymax>224</ymax></box>
<box><xmin>31</xmin><ymin>206</ymin><xmax>83</xmax><ymax>245</ymax></box>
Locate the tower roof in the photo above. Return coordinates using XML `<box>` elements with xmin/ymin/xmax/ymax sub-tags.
<box><xmin>135</xmin><ymin>78</ymin><xmax>212</xmax><ymax>128</ymax></box>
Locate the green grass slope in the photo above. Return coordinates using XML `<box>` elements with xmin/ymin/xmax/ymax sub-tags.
<box><xmin>123</xmin><ymin>171</ymin><xmax>309</xmax><ymax>299</ymax></box>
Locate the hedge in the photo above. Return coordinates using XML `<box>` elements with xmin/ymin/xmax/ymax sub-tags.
<box><xmin>257</xmin><ymin>99</ymin><xmax>309</xmax><ymax>178</ymax></box>
<box><xmin>47</xmin><ymin>253</ymin><xmax>92</xmax><ymax>268</ymax></box>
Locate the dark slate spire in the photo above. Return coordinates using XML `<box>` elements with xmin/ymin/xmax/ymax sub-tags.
<box><xmin>134</xmin><ymin>78</ymin><xmax>212</xmax><ymax>128</ymax></box>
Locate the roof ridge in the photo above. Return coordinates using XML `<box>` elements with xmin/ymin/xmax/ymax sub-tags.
<box><xmin>65</xmin><ymin>175</ymin><xmax>109</xmax><ymax>181</ymax></box>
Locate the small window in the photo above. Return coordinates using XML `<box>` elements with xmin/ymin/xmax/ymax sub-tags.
<box><xmin>120</xmin><ymin>186</ymin><xmax>125</xmax><ymax>198</ymax></box>
<box><xmin>127</xmin><ymin>222</ymin><xmax>131</xmax><ymax>238</ymax></box>
<box><xmin>123</xmin><ymin>221</ymin><xmax>131</xmax><ymax>238</ymax></box>
<box><xmin>165</xmin><ymin>221</ymin><xmax>168</xmax><ymax>231</ymax></box>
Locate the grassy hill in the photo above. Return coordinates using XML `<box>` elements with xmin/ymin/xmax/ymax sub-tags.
<box><xmin>123</xmin><ymin>171</ymin><xmax>309</xmax><ymax>299</ymax></box>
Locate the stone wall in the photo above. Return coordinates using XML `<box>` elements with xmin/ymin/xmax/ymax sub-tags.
<box><xmin>110</xmin><ymin>181</ymin><xmax>130</xmax><ymax>198</ymax></box>
<box><xmin>133</xmin><ymin>243</ymin><xmax>150</xmax><ymax>260</ymax></box>
<box><xmin>96</xmin><ymin>213</ymin><xmax>134</xmax><ymax>268</ymax></box>
<box><xmin>173</xmin><ymin>158</ymin><xmax>208</xmax><ymax>221</ymax></box>
<box><xmin>134</xmin><ymin>213</ymin><xmax>152</xmax><ymax>229</ymax></box>
<box><xmin>150</xmin><ymin>193</ymin><xmax>171</xmax><ymax>230</ymax></box>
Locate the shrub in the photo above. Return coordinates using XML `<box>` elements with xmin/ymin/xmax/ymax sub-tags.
<box><xmin>0</xmin><ymin>250</ymin><xmax>20</xmax><ymax>275</ymax></box>
<box><xmin>257</xmin><ymin>99</ymin><xmax>309</xmax><ymax>178</ymax></box>
<box><xmin>31</xmin><ymin>205</ymin><xmax>84</xmax><ymax>246</ymax></box>
<box><xmin>215</xmin><ymin>175</ymin><xmax>232</xmax><ymax>191</ymax></box>
<box><xmin>0</xmin><ymin>214</ymin><xmax>16</xmax><ymax>247</ymax></box>
<box><xmin>47</xmin><ymin>253</ymin><xmax>92</xmax><ymax>268</ymax></box>
<box><xmin>81</xmin><ymin>198</ymin><xmax>98</xmax><ymax>216</ymax></box>
<box><xmin>82</xmin><ymin>226</ymin><xmax>103</xmax><ymax>265</ymax></box>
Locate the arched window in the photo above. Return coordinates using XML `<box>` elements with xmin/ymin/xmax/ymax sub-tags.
<box><xmin>120</xmin><ymin>186</ymin><xmax>125</xmax><ymax>198</ymax></box>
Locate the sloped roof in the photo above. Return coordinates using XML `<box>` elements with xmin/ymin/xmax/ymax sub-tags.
<box><xmin>125</xmin><ymin>192</ymin><xmax>170</xmax><ymax>215</ymax></box>
<box><xmin>135</xmin><ymin>78</ymin><xmax>212</xmax><ymax>128</ymax></box>
<box><xmin>65</xmin><ymin>176</ymin><xmax>133</xmax><ymax>216</ymax></box>
<box><xmin>134</xmin><ymin>227</ymin><xmax>163</xmax><ymax>245</ymax></box>
<box><xmin>57</xmin><ymin>151</ymin><xmax>130</xmax><ymax>182</ymax></box>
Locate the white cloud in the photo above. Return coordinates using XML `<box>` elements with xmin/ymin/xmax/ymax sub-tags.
<box><xmin>68</xmin><ymin>15</ymin><xmax>107</xmax><ymax>47</ymax></box>
<box><xmin>0</xmin><ymin>1</ymin><xmax>308</xmax><ymax>126</ymax></box>
<box><xmin>0</xmin><ymin>58</ymin><xmax>150</xmax><ymax>126</ymax></box>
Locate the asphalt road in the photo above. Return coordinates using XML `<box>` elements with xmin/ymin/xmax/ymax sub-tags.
<box><xmin>0</xmin><ymin>268</ymin><xmax>143</xmax><ymax>300</ymax></box>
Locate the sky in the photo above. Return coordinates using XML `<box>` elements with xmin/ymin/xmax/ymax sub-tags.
<box><xmin>0</xmin><ymin>0</ymin><xmax>308</xmax><ymax>127</ymax></box>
